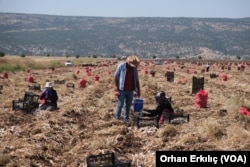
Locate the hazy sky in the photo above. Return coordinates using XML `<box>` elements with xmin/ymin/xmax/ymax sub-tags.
<box><xmin>0</xmin><ymin>0</ymin><xmax>249</xmax><ymax>18</ymax></box>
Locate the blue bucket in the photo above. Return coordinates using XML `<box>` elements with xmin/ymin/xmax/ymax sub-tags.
<box><xmin>133</xmin><ymin>98</ymin><xmax>143</xmax><ymax>112</ymax></box>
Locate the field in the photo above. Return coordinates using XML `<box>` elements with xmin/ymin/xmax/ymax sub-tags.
<box><xmin>0</xmin><ymin>56</ymin><xmax>250</xmax><ymax>166</ymax></box>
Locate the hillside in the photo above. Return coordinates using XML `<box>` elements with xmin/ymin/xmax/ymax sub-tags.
<box><xmin>0</xmin><ymin>13</ymin><xmax>250</xmax><ymax>59</ymax></box>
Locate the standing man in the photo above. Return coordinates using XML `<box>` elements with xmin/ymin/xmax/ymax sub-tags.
<box><xmin>114</xmin><ymin>55</ymin><xmax>140</xmax><ymax>122</ymax></box>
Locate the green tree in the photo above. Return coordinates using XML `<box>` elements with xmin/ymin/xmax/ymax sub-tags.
<box><xmin>75</xmin><ymin>55</ymin><xmax>80</xmax><ymax>59</ymax></box>
<box><xmin>47</xmin><ymin>54</ymin><xmax>51</xmax><ymax>57</ymax></box>
<box><xmin>152</xmin><ymin>55</ymin><xmax>157</xmax><ymax>59</ymax></box>
<box><xmin>20</xmin><ymin>54</ymin><xmax>26</xmax><ymax>58</ymax></box>
<box><xmin>0</xmin><ymin>51</ymin><xmax>5</xmax><ymax>57</ymax></box>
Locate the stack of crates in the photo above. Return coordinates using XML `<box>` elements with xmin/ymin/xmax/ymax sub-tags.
<box><xmin>12</xmin><ymin>92</ymin><xmax>40</xmax><ymax>113</ymax></box>
<box><xmin>86</xmin><ymin>152</ymin><xmax>131</xmax><ymax>167</ymax></box>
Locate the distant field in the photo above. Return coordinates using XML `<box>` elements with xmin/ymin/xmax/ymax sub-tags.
<box><xmin>0</xmin><ymin>55</ymin><xmax>113</xmax><ymax>72</ymax></box>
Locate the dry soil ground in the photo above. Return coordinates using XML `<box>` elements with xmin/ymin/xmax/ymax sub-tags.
<box><xmin>0</xmin><ymin>57</ymin><xmax>250</xmax><ymax>166</ymax></box>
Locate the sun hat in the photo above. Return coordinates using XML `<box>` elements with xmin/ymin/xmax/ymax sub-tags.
<box><xmin>126</xmin><ymin>55</ymin><xmax>140</xmax><ymax>67</ymax></box>
<box><xmin>45</xmin><ymin>82</ymin><xmax>52</xmax><ymax>88</ymax></box>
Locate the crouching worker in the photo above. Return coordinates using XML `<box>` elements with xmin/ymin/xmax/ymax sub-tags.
<box><xmin>143</xmin><ymin>91</ymin><xmax>174</xmax><ymax>125</ymax></box>
<box><xmin>39</xmin><ymin>82</ymin><xmax>58</xmax><ymax>111</ymax></box>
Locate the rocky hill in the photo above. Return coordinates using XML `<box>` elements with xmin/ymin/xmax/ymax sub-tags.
<box><xmin>0</xmin><ymin>13</ymin><xmax>250</xmax><ymax>59</ymax></box>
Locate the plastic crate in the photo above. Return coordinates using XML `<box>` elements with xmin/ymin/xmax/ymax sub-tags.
<box><xmin>12</xmin><ymin>99</ymin><xmax>38</xmax><ymax>112</ymax></box>
<box><xmin>28</xmin><ymin>84</ymin><xmax>41</xmax><ymax>91</ymax></box>
<box><xmin>87</xmin><ymin>152</ymin><xmax>131</xmax><ymax>167</ymax></box>
<box><xmin>165</xmin><ymin>71</ymin><xmax>174</xmax><ymax>82</ymax></box>
<box><xmin>133</xmin><ymin>115</ymin><xmax>158</xmax><ymax>128</ymax></box>
<box><xmin>12</xmin><ymin>99</ymin><xmax>24</xmax><ymax>111</ymax></box>
<box><xmin>23</xmin><ymin>92</ymin><xmax>39</xmax><ymax>103</ymax></box>
<box><xmin>66</xmin><ymin>82</ymin><xmax>75</xmax><ymax>88</ymax></box>
<box><xmin>165</xmin><ymin>113</ymin><xmax>190</xmax><ymax>124</ymax></box>
<box><xmin>54</xmin><ymin>79</ymin><xmax>65</xmax><ymax>84</ymax></box>
<box><xmin>210</xmin><ymin>73</ymin><xmax>218</xmax><ymax>78</ymax></box>
<box><xmin>192</xmin><ymin>76</ymin><xmax>204</xmax><ymax>94</ymax></box>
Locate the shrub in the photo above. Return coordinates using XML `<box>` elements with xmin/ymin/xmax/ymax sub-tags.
<box><xmin>0</xmin><ymin>51</ymin><xmax>5</xmax><ymax>57</ymax></box>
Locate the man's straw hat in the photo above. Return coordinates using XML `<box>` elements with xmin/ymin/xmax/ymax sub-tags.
<box><xmin>126</xmin><ymin>55</ymin><xmax>140</xmax><ymax>67</ymax></box>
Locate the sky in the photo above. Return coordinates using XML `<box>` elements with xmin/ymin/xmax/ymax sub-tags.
<box><xmin>0</xmin><ymin>0</ymin><xmax>250</xmax><ymax>18</ymax></box>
